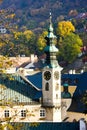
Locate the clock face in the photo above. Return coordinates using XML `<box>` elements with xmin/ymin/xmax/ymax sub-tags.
<box><xmin>54</xmin><ymin>71</ymin><xmax>59</xmax><ymax>80</ymax></box>
<box><xmin>44</xmin><ymin>71</ymin><xmax>51</xmax><ymax>81</ymax></box>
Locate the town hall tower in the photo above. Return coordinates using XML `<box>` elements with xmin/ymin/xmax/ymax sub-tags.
<box><xmin>42</xmin><ymin>13</ymin><xmax>63</xmax><ymax>122</ymax></box>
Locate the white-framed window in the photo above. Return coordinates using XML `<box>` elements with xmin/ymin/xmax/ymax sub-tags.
<box><xmin>4</xmin><ymin>110</ymin><xmax>9</xmax><ymax>117</ymax></box>
<box><xmin>40</xmin><ymin>109</ymin><xmax>46</xmax><ymax>118</ymax></box>
<box><xmin>21</xmin><ymin>110</ymin><xmax>26</xmax><ymax>117</ymax></box>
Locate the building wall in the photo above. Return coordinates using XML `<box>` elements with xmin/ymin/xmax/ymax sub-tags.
<box><xmin>0</xmin><ymin>105</ymin><xmax>46</xmax><ymax>122</ymax></box>
<box><xmin>0</xmin><ymin>104</ymin><xmax>64</xmax><ymax>122</ymax></box>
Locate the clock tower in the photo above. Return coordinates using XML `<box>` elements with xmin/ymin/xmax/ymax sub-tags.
<box><xmin>42</xmin><ymin>13</ymin><xmax>63</xmax><ymax>122</ymax></box>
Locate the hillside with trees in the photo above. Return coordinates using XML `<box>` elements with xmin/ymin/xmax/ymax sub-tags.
<box><xmin>0</xmin><ymin>0</ymin><xmax>87</xmax><ymax>31</ymax></box>
<box><xmin>0</xmin><ymin>0</ymin><xmax>87</xmax><ymax>66</ymax></box>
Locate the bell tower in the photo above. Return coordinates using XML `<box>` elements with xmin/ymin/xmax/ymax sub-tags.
<box><xmin>42</xmin><ymin>13</ymin><xmax>63</xmax><ymax>122</ymax></box>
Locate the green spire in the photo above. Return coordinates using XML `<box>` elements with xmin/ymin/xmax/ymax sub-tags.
<box><xmin>46</xmin><ymin>12</ymin><xmax>56</xmax><ymax>40</ymax></box>
<box><xmin>44</xmin><ymin>12</ymin><xmax>59</xmax><ymax>68</ymax></box>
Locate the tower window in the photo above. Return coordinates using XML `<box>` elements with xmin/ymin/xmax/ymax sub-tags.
<box><xmin>21</xmin><ymin>110</ymin><xmax>26</xmax><ymax>117</ymax></box>
<box><xmin>45</xmin><ymin>82</ymin><xmax>49</xmax><ymax>91</ymax></box>
<box><xmin>4</xmin><ymin>110</ymin><xmax>9</xmax><ymax>117</ymax></box>
<box><xmin>55</xmin><ymin>83</ymin><xmax>59</xmax><ymax>91</ymax></box>
<box><xmin>56</xmin><ymin>94</ymin><xmax>58</xmax><ymax>99</ymax></box>
<box><xmin>40</xmin><ymin>109</ymin><xmax>46</xmax><ymax>118</ymax></box>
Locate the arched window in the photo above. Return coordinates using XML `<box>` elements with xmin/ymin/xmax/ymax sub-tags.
<box><xmin>45</xmin><ymin>82</ymin><xmax>49</xmax><ymax>91</ymax></box>
<box><xmin>55</xmin><ymin>83</ymin><xmax>59</xmax><ymax>91</ymax></box>
<box><xmin>56</xmin><ymin>94</ymin><xmax>58</xmax><ymax>99</ymax></box>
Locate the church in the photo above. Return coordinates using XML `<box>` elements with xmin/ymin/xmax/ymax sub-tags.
<box><xmin>0</xmin><ymin>13</ymin><xmax>86</xmax><ymax>130</ymax></box>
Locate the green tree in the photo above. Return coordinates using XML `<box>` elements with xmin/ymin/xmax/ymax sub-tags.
<box><xmin>59</xmin><ymin>33</ymin><xmax>83</xmax><ymax>63</ymax></box>
<box><xmin>57</xmin><ymin>21</ymin><xmax>83</xmax><ymax>64</ymax></box>
<box><xmin>0</xmin><ymin>8</ymin><xmax>19</xmax><ymax>56</ymax></box>
<box><xmin>37</xmin><ymin>30</ymin><xmax>48</xmax><ymax>51</ymax></box>
<box><xmin>12</xmin><ymin>30</ymin><xmax>37</xmax><ymax>56</ymax></box>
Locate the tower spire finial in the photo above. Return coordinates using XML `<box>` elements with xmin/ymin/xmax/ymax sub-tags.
<box><xmin>49</xmin><ymin>11</ymin><xmax>52</xmax><ymax>24</ymax></box>
<box><xmin>48</xmin><ymin>11</ymin><xmax>53</xmax><ymax>33</ymax></box>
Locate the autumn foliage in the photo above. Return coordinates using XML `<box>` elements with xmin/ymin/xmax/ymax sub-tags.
<box><xmin>57</xmin><ymin>21</ymin><xmax>75</xmax><ymax>37</ymax></box>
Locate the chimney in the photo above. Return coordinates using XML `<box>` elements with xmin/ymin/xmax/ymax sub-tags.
<box><xmin>30</xmin><ymin>54</ymin><xmax>38</xmax><ymax>62</ymax></box>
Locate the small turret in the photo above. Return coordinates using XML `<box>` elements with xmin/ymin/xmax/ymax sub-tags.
<box><xmin>62</xmin><ymin>83</ymin><xmax>71</xmax><ymax>98</ymax></box>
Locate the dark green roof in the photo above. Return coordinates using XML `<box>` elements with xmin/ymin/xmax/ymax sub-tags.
<box><xmin>11</xmin><ymin>122</ymin><xmax>79</xmax><ymax>130</ymax></box>
<box><xmin>0</xmin><ymin>74</ymin><xmax>41</xmax><ymax>104</ymax></box>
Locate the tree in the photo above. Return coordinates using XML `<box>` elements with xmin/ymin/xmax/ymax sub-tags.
<box><xmin>37</xmin><ymin>30</ymin><xmax>48</xmax><ymax>51</ymax></box>
<box><xmin>0</xmin><ymin>7</ymin><xmax>38</xmax><ymax>57</ymax></box>
<box><xmin>0</xmin><ymin>8</ymin><xmax>19</xmax><ymax>56</ymax></box>
<box><xmin>13</xmin><ymin>30</ymin><xmax>37</xmax><ymax>56</ymax></box>
<box><xmin>57</xmin><ymin>21</ymin><xmax>75</xmax><ymax>37</ymax></box>
<box><xmin>59</xmin><ymin>33</ymin><xmax>83</xmax><ymax>63</ymax></box>
<box><xmin>57</xmin><ymin>21</ymin><xmax>83</xmax><ymax>64</ymax></box>
<box><xmin>0</xmin><ymin>55</ymin><xmax>13</xmax><ymax>73</ymax></box>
